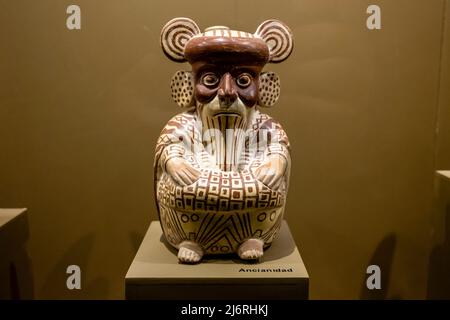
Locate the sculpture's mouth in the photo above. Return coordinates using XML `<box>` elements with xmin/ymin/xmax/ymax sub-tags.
<box><xmin>213</xmin><ymin>111</ymin><xmax>241</xmax><ymax>117</ymax></box>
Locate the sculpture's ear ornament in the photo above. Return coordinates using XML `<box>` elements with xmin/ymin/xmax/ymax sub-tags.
<box><xmin>161</xmin><ymin>18</ymin><xmax>292</xmax><ymax>108</ymax></box>
<box><xmin>171</xmin><ymin>71</ymin><xmax>195</xmax><ymax>108</ymax></box>
<box><xmin>255</xmin><ymin>19</ymin><xmax>294</xmax><ymax>63</ymax></box>
<box><xmin>258</xmin><ymin>72</ymin><xmax>281</xmax><ymax>108</ymax></box>
<box><xmin>161</xmin><ymin>17</ymin><xmax>201</xmax><ymax>62</ymax></box>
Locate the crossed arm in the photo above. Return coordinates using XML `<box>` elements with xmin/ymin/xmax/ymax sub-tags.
<box><xmin>164</xmin><ymin>150</ymin><xmax>288</xmax><ymax>189</ymax></box>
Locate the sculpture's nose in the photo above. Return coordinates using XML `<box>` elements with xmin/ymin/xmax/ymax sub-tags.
<box><xmin>217</xmin><ymin>73</ymin><xmax>237</xmax><ymax>108</ymax></box>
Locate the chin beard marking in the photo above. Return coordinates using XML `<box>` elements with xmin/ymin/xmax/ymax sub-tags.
<box><xmin>200</xmin><ymin>98</ymin><xmax>252</xmax><ymax>172</ymax></box>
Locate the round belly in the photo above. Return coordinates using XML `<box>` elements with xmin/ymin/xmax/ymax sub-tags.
<box><xmin>156</xmin><ymin>168</ymin><xmax>287</xmax><ymax>254</ymax></box>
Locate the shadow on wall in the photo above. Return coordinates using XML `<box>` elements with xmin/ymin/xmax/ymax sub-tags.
<box><xmin>360</xmin><ymin>233</ymin><xmax>398</xmax><ymax>300</ymax></box>
<box><xmin>39</xmin><ymin>233</ymin><xmax>109</xmax><ymax>299</ymax></box>
<box><xmin>0</xmin><ymin>211</ymin><xmax>34</xmax><ymax>299</ymax></box>
<box><xmin>129</xmin><ymin>231</ymin><xmax>145</xmax><ymax>253</ymax></box>
<box><xmin>427</xmin><ymin>203</ymin><xmax>450</xmax><ymax>299</ymax></box>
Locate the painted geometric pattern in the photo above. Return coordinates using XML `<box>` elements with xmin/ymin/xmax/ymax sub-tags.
<box><xmin>154</xmin><ymin>110</ymin><xmax>290</xmax><ymax>253</ymax></box>
<box><xmin>155</xmin><ymin>112</ymin><xmax>200</xmax><ymax>163</ymax></box>
<box><xmin>155</xmin><ymin>110</ymin><xmax>290</xmax><ymax>165</ymax></box>
<box><xmin>160</xmin><ymin>204</ymin><xmax>284</xmax><ymax>254</ymax></box>
<box><xmin>157</xmin><ymin>169</ymin><xmax>285</xmax><ymax>213</ymax></box>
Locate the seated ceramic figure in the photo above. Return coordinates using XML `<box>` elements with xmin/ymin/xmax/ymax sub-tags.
<box><xmin>155</xmin><ymin>18</ymin><xmax>294</xmax><ymax>263</ymax></box>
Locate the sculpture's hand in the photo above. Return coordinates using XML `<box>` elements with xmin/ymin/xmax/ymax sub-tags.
<box><xmin>166</xmin><ymin>157</ymin><xmax>201</xmax><ymax>186</ymax></box>
<box><xmin>254</xmin><ymin>154</ymin><xmax>287</xmax><ymax>189</ymax></box>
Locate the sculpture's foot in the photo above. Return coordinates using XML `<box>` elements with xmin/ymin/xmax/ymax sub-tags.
<box><xmin>238</xmin><ymin>238</ymin><xmax>264</xmax><ymax>260</ymax></box>
<box><xmin>177</xmin><ymin>241</ymin><xmax>203</xmax><ymax>264</ymax></box>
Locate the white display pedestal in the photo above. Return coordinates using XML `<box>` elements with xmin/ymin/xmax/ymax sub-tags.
<box><xmin>125</xmin><ymin>220</ymin><xmax>309</xmax><ymax>300</ymax></box>
<box><xmin>0</xmin><ymin>208</ymin><xmax>26</xmax><ymax>228</ymax></box>
<box><xmin>428</xmin><ymin>171</ymin><xmax>450</xmax><ymax>299</ymax></box>
<box><xmin>0</xmin><ymin>208</ymin><xmax>31</xmax><ymax>299</ymax></box>
<box><xmin>0</xmin><ymin>208</ymin><xmax>28</xmax><ymax>255</ymax></box>
<box><xmin>437</xmin><ymin>170</ymin><xmax>450</xmax><ymax>181</ymax></box>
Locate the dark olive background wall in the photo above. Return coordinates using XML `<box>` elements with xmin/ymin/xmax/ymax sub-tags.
<box><xmin>430</xmin><ymin>0</ymin><xmax>450</xmax><ymax>300</ymax></box>
<box><xmin>0</xmin><ymin>0</ymin><xmax>449</xmax><ymax>299</ymax></box>
<box><xmin>437</xmin><ymin>2</ymin><xmax>450</xmax><ymax>170</ymax></box>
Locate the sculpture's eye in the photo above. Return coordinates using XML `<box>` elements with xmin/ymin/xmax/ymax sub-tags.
<box><xmin>202</xmin><ymin>73</ymin><xmax>219</xmax><ymax>87</ymax></box>
<box><xmin>236</xmin><ymin>73</ymin><xmax>252</xmax><ymax>88</ymax></box>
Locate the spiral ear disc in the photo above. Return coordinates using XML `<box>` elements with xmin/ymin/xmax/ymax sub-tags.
<box><xmin>161</xmin><ymin>17</ymin><xmax>200</xmax><ymax>62</ymax></box>
<box><xmin>171</xmin><ymin>71</ymin><xmax>195</xmax><ymax>107</ymax></box>
<box><xmin>255</xmin><ymin>20</ymin><xmax>293</xmax><ymax>63</ymax></box>
<box><xmin>259</xmin><ymin>72</ymin><xmax>281</xmax><ymax>107</ymax></box>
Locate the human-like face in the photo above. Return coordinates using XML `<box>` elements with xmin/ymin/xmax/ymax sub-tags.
<box><xmin>193</xmin><ymin>64</ymin><xmax>262</xmax><ymax>171</ymax></box>
<box><xmin>192</xmin><ymin>62</ymin><xmax>263</xmax><ymax>110</ymax></box>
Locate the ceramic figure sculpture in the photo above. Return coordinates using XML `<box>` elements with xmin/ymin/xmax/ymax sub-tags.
<box><xmin>155</xmin><ymin>18</ymin><xmax>294</xmax><ymax>263</ymax></box>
